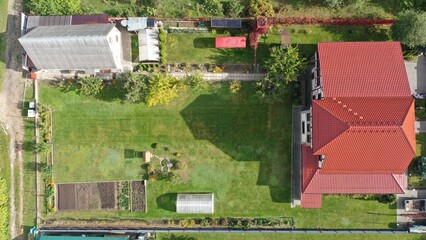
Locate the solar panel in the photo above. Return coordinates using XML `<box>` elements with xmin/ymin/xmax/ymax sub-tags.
<box><xmin>211</xmin><ymin>19</ymin><xmax>242</xmax><ymax>28</ymax></box>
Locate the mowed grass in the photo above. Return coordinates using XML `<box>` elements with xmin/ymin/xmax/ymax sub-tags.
<box><xmin>157</xmin><ymin>233</ymin><xmax>423</xmax><ymax>240</ymax></box>
<box><xmin>0</xmin><ymin>0</ymin><xmax>7</xmax><ymax>88</ymax></box>
<box><xmin>166</xmin><ymin>26</ymin><xmax>390</xmax><ymax>64</ymax></box>
<box><xmin>41</xmin><ymin>82</ymin><xmax>396</xmax><ymax>228</ymax></box>
<box><xmin>0</xmin><ymin>129</ymin><xmax>10</xmax><ymax>240</ymax></box>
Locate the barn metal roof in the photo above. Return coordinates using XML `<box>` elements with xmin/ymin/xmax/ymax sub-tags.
<box><xmin>19</xmin><ymin>24</ymin><xmax>120</xmax><ymax>70</ymax></box>
<box><xmin>176</xmin><ymin>193</ymin><xmax>214</xmax><ymax>214</ymax></box>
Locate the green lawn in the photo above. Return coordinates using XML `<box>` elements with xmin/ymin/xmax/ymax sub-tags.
<box><xmin>131</xmin><ymin>34</ymin><xmax>139</xmax><ymax>62</ymax></box>
<box><xmin>40</xmin><ymin>82</ymin><xmax>397</xmax><ymax>229</ymax></box>
<box><xmin>23</xmin><ymin>82</ymin><xmax>37</xmax><ymax>235</ymax></box>
<box><xmin>157</xmin><ymin>233</ymin><xmax>424</xmax><ymax>240</ymax></box>
<box><xmin>0</xmin><ymin>0</ymin><xmax>7</xmax><ymax>88</ymax></box>
<box><xmin>0</xmin><ymin>128</ymin><xmax>10</xmax><ymax>240</ymax></box>
<box><xmin>166</xmin><ymin>26</ymin><xmax>390</xmax><ymax>64</ymax></box>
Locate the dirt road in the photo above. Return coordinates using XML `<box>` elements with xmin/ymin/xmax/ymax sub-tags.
<box><xmin>0</xmin><ymin>0</ymin><xmax>25</xmax><ymax>238</ymax></box>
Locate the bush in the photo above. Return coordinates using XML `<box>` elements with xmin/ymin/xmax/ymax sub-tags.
<box><xmin>180</xmin><ymin>219</ymin><xmax>196</xmax><ymax>228</ymax></box>
<box><xmin>416</xmin><ymin>156</ymin><xmax>426</xmax><ymax>179</ymax></box>
<box><xmin>118</xmin><ymin>72</ymin><xmax>150</xmax><ymax>103</ymax></box>
<box><xmin>0</xmin><ymin>178</ymin><xmax>8</xmax><ymax>239</ymax></box>
<box><xmin>229</xmin><ymin>80</ymin><xmax>241</xmax><ymax>94</ymax></box>
<box><xmin>185</xmin><ymin>73</ymin><xmax>208</xmax><ymax>92</ymax></box>
<box><xmin>146</xmin><ymin>73</ymin><xmax>181</xmax><ymax>106</ymax></box>
<box><xmin>77</xmin><ymin>77</ymin><xmax>104</xmax><ymax>96</ymax></box>
<box><xmin>224</xmin><ymin>1</ymin><xmax>244</xmax><ymax>17</ymax></box>
<box><xmin>247</xmin><ymin>0</ymin><xmax>274</xmax><ymax>17</ymax></box>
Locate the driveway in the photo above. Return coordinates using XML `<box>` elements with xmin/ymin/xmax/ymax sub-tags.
<box><xmin>396</xmin><ymin>189</ymin><xmax>426</xmax><ymax>230</ymax></box>
<box><xmin>406</xmin><ymin>55</ymin><xmax>426</xmax><ymax>93</ymax></box>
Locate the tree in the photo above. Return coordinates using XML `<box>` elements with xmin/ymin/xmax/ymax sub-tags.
<box><xmin>247</xmin><ymin>0</ymin><xmax>274</xmax><ymax>17</ymax></box>
<box><xmin>29</xmin><ymin>0</ymin><xmax>82</xmax><ymax>15</ymax></box>
<box><xmin>145</xmin><ymin>73</ymin><xmax>181</xmax><ymax>106</ymax></box>
<box><xmin>77</xmin><ymin>77</ymin><xmax>104</xmax><ymax>96</ymax></box>
<box><xmin>256</xmin><ymin>45</ymin><xmax>306</xmax><ymax>102</ymax></box>
<box><xmin>265</xmin><ymin>45</ymin><xmax>306</xmax><ymax>84</ymax></box>
<box><xmin>119</xmin><ymin>71</ymin><xmax>149</xmax><ymax>103</ymax></box>
<box><xmin>416</xmin><ymin>156</ymin><xmax>426</xmax><ymax>179</ymax></box>
<box><xmin>392</xmin><ymin>10</ymin><xmax>426</xmax><ymax>48</ymax></box>
<box><xmin>200</xmin><ymin>0</ymin><xmax>223</xmax><ymax>16</ymax></box>
<box><xmin>224</xmin><ymin>1</ymin><xmax>244</xmax><ymax>17</ymax></box>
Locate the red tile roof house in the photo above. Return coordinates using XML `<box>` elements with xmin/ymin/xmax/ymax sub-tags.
<box><xmin>300</xmin><ymin>42</ymin><xmax>416</xmax><ymax>208</ymax></box>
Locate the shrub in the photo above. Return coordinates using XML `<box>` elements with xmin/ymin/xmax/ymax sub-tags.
<box><xmin>213</xmin><ymin>66</ymin><xmax>222</xmax><ymax>73</ymax></box>
<box><xmin>229</xmin><ymin>80</ymin><xmax>241</xmax><ymax>94</ymax></box>
<box><xmin>224</xmin><ymin>1</ymin><xmax>244</xmax><ymax>17</ymax></box>
<box><xmin>185</xmin><ymin>73</ymin><xmax>208</xmax><ymax>92</ymax></box>
<box><xmin>180</xmin><ymin>219</ymin><xmax>196</xmax><ymax>228</ymax></box>
<box><xmin>118</xmin><ymin>72</ymin><xmax>150</xmax><ymax>103</ymax></box>
<box><xmin>146</xmin><ymin>73</ymin><xmax>181</xmax><ymax>106</ymax></box>
<box><xmin>247</xmin><ymin>0</ymin><xmax>274</xmax><ymax>17</ymax></box>
<box><xmin>77</xmin><ymin>77</ymin><xmax>104</xmax><ymax>96</ymax></box>
<box><xmin>29</xmin><ymin>0</ymin><xmax>82</xmax><ymax>15</ymax></box>
<box><xmin>416</xmin><ymin>156</ymin><xmax>426</xmax><ymax>179</ymax></box>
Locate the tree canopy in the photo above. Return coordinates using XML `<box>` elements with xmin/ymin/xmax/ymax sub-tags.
<box><xmin>392</xmin><ymin>10</ymin><xmax>426</xmax><ymax>48</ymax></box>
<box><xmin>247</xmin><ymin>0</ymin><xmax>274</xmax><ymax>17</ymax></box>
<box><xmin>256</xmin><ymin>45</ymin><xmax>306</xmax><ymax>102</ymax></box>
<box><xmin>119</xmin><ymin>71</ymin><xmax>150</xmax><ymax>103</ymax></box>
<box><xmin>29</xmin><ymin>0</ymin><xmax>82</xmax><ymax>15</ymax></box>
<box><xmin>146</xmin><ymin>73</ymin><xmax>181</xmax><ymax>106</ymax></box>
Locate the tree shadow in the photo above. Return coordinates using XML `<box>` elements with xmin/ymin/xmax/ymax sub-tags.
<box><xmin>180</xmin><ymin>84</ymin><xmax>292</xmax><ymax>202</ymax></box>
<box><xmin>193</xmin><ymin>37</ymin><xmax>215</xmax><ymax>48</ymax></box>
<box><xmin>156</xmin><ymin>193</ymin><xmax>177</xmax><ymax>212</ymax></box>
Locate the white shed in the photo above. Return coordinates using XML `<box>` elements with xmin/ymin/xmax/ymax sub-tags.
<box><xmin>138</xmin><ymin>29</ymin><xmax>160</xmax><ymax>62</ymax></box>
<box><xmin>176</xmin><ymin>193</ymin><xmax>214</xmax><ymax>214</ymax></box>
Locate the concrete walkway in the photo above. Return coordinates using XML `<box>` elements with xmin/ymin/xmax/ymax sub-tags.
<box><xmin>170</xmin><ymin>72</ymin><xmax>266</xmax><ymax>81</ymax></box>
<box><xmin>291</xmin><ymin>105</ymin><xmax>303</xmax><ymax>207</ymax></box>
<box><xmin>416</xmin><ymin>121</ymin><xmax>426</xmax><ymax>133</ymax></box>
<box><xmin>406</xmin><ymin>55</ymin><xmax>426</xmax><ymax>94</ymax></box>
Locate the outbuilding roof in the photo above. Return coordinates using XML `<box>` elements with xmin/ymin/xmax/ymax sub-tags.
<box><xmin>176</xmin><ymin>193</ymin><xmax>214</xmax><ymax>214</ymax></box>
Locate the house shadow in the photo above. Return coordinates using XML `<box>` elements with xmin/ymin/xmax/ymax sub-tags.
<box><xmin>180</xmin><ymin>84</ymin><xmax>292</xmax><ymax>203</ymax></box>
<box><xmin>193</xmin><ymin>37</ymin><xmax>215</xmax><ymax>48</ymax></box>
<box><xmin>156</xmin><ymin>193</ymin><xmax>177</xmax><ymax>212</ymax></box>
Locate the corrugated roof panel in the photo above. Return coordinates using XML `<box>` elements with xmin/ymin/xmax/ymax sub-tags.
<box><xmin>176</xmin><ymin>193</ymin><xmax>214</xmax><ymax>213</ymax></box>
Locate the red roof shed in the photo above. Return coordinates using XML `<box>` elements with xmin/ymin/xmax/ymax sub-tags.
<box><xmin>215</xmin><ymin>37</ymin><xmax>246</xmax><ymax>48</ymax></box>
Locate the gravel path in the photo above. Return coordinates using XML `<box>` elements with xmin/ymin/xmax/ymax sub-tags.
<box><xmin>0</xmin><ymin>0</ymin><xmax>25</xmax><ymax>238</ymax></box>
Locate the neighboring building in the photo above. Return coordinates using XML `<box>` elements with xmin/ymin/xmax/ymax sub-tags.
<box><xmin>19</xmin><ymin>24</ymin><xmax>123</xmax><ymax>72</ymax></box>
<box><xmin>300</xmin><ymin>42</ymin><xmax>415</xmax><ymax>208</ymax></box>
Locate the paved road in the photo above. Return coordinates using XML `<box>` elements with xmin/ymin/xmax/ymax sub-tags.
<box><xmin>406</xmin><ymin>55</ymin><xmax>426</xmax><ymax>94</ymax></box>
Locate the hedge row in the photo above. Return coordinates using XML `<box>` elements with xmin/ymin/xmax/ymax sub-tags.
<box><xmin>264</xmin><ymin>17</ymin><xmax>394</xmax><ymax>26</ymax></box>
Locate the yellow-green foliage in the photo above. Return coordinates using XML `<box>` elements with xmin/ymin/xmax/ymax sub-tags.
<box><xmin>0</xmin><ymin>178</ymin><xmax>8</xmax><ymax>240</ymax></box>
<box><xmin>146</xmin><ymin>73</ymin><xmax>180</xmax><ymax>106</ymax></box>
<box><xmin>229</xmin><ymin>80</ymin><xmax>241</xmax><ymax>94</ymax></box>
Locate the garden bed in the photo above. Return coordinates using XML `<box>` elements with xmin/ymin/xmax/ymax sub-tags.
<box><xmin>56</xmin><ymin>180</ymin><xmax>147</xmax><ymax>211</ymax></box>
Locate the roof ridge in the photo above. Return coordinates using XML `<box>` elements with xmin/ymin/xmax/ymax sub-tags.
<box><xmin>303</xmin><ymin>169</ymin><xmax>320</xmax><ymax>194</ymax></box>
<box><xmin>401</xmin><ymin>100</ymin><xmax>416</xmax><ymax>155</ymax></box>
<box><xmin>391</xmin><ymin>174</ymin><xmax>406</xmax><ymax>194</ymax></box>
<box><xmin>313</xmin><ymin>101</ymin><xmax>350</xmax><ymax>154</ymax></box>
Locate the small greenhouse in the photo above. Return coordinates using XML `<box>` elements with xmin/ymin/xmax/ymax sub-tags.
<box><xmin>176</xmin><ymin>193</ymin><xmax>214</xmax><ymax>214</ymax></box>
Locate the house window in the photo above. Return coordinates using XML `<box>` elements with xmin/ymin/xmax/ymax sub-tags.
<box><xmin>316</xmin><ymin>75</ymin><xmax>321</xmax><ymax>87</ymax></box>
<box><xmin>307</xmin><ymin>135</ymin><xmax>311</xmax><ymax>143</ymax></box>
<box><xmin>307</xmin><ymin>113</ymin><xmax>311</xmax><ymax>120</ymax></box>
<box><xmin>302</xmin><ymin>121</ymin><xmax>305</xmax><ymax>134</ymax></box>
<box><xmin>313</xmin><ymin>95</ymin><xmax>316</xmax><ymax>100</ymax></box>
<box><xmin>307</xmin><ymin>124</ymin><xmax>311</xmax><ymax>132</ymax></box>
<box><xmin>116</xmin><ymin>35</ymin><xmax>119</xmax><ymax>42</ymax></box>
<box><xmin>318</xmin><ymin>93</ymin><xmax>322</xmax><ymax>99</ymax></box>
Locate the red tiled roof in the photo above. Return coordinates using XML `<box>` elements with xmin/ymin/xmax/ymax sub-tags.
<box><xmin>304</xmin><ymin>172</ymin><xmax>405</xmax><ymax>194</ymax></box>
<box><xmin>312</xmin><ymin>97</ymin><xmax>415</xmax><ymax>174</ymax></box>
<box><xmin>318</xmin><ymin>42</ymin><xmax>411</xmax><ymax>97</ymax></box>
<box><xmin>301</xmin><ymin>145</ymin><xmax>405</xmax><ymax>207</ymax></box>
<box><xmin>301</xmin><ymin>193</ymin><xmax>322</xmax><ymax>208</ymax></box>
<box><xmin>300</xmin><ymin>42</ymin><xmax>414</xmax><ymax>208</ymax></box>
